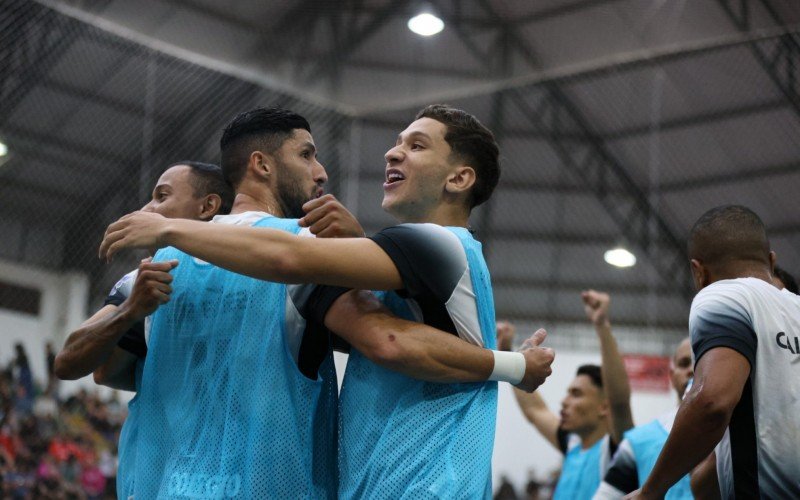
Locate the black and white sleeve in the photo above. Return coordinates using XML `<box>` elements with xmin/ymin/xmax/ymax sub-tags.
<box><xmin>689</xmin><ymin>284</ymin><xmax>757</xmax><ymax>368</ymax></box>
<box><xmin>103</xmin><ymin>270</ymin><xmax>147</xmax><ymax>358</ymax></box>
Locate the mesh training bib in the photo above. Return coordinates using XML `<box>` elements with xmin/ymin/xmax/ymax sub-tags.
<box><xmin>553</xmin><ymin>437</ymin><xmax>605</xmax><ymax>500</ymax></box>
<box><xmin>626</xmin><ymin>419</ymin><xmax>692</xmax><ymax>499</ymax></box>
<box><xmin>117</xmin><ymin>358</ymin><xmax>144</xmax><ymax>500</ymax></box>
<box><xmin>339</xmin><ymin>227</ymin><xmax>498</xmax><ymax>499</ymax></box>
<box><xmin>134</xmin><ymin>217</ymin><xmax>338</xmax><ymax>499</ymax></box>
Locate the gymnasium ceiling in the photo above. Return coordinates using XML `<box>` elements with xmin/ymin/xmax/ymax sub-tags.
<box><xmin>1</xmin><ymin>0</ymin><xmax>799</xmax><ymax>334</ymax></box>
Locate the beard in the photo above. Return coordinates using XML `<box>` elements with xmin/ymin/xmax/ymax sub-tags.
<box><xmin>275</xmin><ymin>162</ymin><xmax>314</xmax><ymax>219</ymax></box>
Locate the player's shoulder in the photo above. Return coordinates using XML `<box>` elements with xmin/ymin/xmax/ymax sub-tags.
<box><xmin>377</xmin><ymin>223</ymin><xmax>463</xmax><ymax>254</ymax></box>
<box><xmin>691</xmin><ymin>278</ymin><xmax>767</xmax><ymax>316</ymax></box>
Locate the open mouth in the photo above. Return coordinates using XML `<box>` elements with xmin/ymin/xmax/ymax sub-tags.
<box><xmin>384</xmin><ymin>169</ymin><xmax>406</xmax><ymax>186</ymax></box>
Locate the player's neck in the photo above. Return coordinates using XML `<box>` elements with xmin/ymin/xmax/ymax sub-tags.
<box><xmin>400</xmin><ymin>202</ymin><xmax>470</xmax><ymax>227</ymax></box>
<box><xmin>229</xmin><ymin>191</ymin><xmax>283</xmax><ymax>217</ymax></box>
<box><xmin>578</xmin><ymin>423</ymin><xmax>607</xmax><ymax>450</ymax></box>
<box><xmin>708</xmin><ymin>264</ymin><xmax>772</xmax><ymax>286</ymax></box>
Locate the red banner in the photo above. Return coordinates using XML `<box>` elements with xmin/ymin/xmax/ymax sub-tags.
<box><xmin>623</xmin><ymin>354</ymin><xmax>671</xmax><ymax>392</ymax></box>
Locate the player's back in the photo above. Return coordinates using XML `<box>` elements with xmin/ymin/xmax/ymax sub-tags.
<box><xmin>133</xmin><ymin>216</ymin><xmax>338</xmax><ymax>499</ymax></box>
<box><xmin>690</xmin><ymin>277</ymin><xmax>800</xmax><ymax>498</ymax></box>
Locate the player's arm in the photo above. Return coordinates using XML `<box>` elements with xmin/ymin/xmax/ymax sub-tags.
<box><xmin>55</xmin><ymin>304</ymin><xmax>133</xmax><ymax>380</ymax></box>
<box><xmin>496</xmin><ymin>321</ymin><xmax>562</xmax><ymax>449</ymax></box>
<box><xmin>54</xmin><ymin>259</ymin><xmax>176</xmax><ymax>381</ymax></box>
<box><xmin>582</xmin><ymin>290</ymin><xmax>634</xmax><ymax>444</ymax></box>
<box><xmin>690</xmin><ymin>452</ymin><xmax>721</xmax><ymax>500</ymax></box>
<box><xmin>323</xmin><ymin>291</ymin><xmax>555</xmax><ymax>391</ymax></box>
<box><xmin>635</xmin><ymin>348</ymin><xmax>749</xmax><ymax>499</ymax></box>
<box><xmin>100</xmin><ymin>211</ymin><xmax>403</xmax><ymax>290</ymax></box>
<box><xmin>93</xmin><ymin>347</ymin><xmax>138</xmax><ymax>391</ymax></box>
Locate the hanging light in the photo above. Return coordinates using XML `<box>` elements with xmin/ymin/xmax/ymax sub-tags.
<box><xmin>408</xmin><ymin>12</ymin><xmax>444</xmax><ymax>36</ymax></box>
<box><xmin>0</xmin><ymin>142</ymin><xmax>7</xmax><ymax>157</ymax></box>
<box><xmin>604</xmin><ymin>247</ymin><xmax>636</xmax><ymax>268</ymax></box>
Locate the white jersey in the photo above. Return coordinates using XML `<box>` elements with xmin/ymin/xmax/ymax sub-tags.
<box><xmin>689</xmin><ymin>277</ymin><xmax>800</xmax><ymax>499</ymax></box>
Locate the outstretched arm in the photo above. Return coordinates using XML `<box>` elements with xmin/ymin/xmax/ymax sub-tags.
<box><xmin>100</xmin><ymin>211</ymin><xmax>403</xmax><ymax>291</ymax></box>
<box><xmin>582</xmin><ymin>290</ymin><xmax>633</xmax><ymax>444</ymax></box>
<box><xmin>631</xmin><ymin>348</ymin><xmax>749</xmax><ymax>499</ymax></box>
<box><xmin>55</xmin><ymin>259</ymin><xmax>176</xmax><ymax>384</ymax></box>
<box><xmin>497</xmin><ymin>321</ymin><xmax>562</xmax><ymax>450</ymax></box>
<box><xmin>324</xmin><ymin>291</ymin><xmax>555</xmax><ymax>391</ymax></box>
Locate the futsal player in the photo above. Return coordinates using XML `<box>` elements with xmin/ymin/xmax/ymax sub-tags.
<box><xmin>627</xmin><ymin>205</ymin><xmax>800</xmax><ymax>499</ymax></box>
<box><xmin>501</xmin><ymin>290</ymin><xmax>634</xmax><ymax>499</ymax></box>
<box><xmin>594</xmin><ymin>338</ymin><xmax>694</xmax><ymax>499</ymax></box>
<box><xmin>99</xmin><ymin>105</ymin><xmax>556</xmax><ymax>497</ymax></box>
<box><xmin>55</xmin><ymin>161</ymin><xmax>234</xmax><ymax>500</ymax></box>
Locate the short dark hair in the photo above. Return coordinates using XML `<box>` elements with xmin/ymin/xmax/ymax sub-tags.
<box><xmin>415</xmin><ymin>104</ymin><xmax>500</xmax><ymax>208</ymax></box>
<box><xmin>576</xmin><ymin>364</ymin><xmax>603</xmax><ymax>390</ymax></box>
<box><xmin>167</xmin><ymin>161</ymin><xmax>234</xmax><ymax>215</ymax></box>
<box><xmin>688</xmin><ymin>205</ymin><xmax>770</xmax><ymax>267</ymax></box>
<box><xmin>774</xmin><ymin>266</ymin><xmax>799</xmax><ymax>294</ymax></box>
<box><xmin>219</xmin><ymin>107</ymin><xmax>311</xmax><ymax>189</ymax></box>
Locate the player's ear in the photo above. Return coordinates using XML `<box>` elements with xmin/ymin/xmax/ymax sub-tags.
<box><xmin>445</xmin><ymin>165</ymin><xmax>476</xmax><ymax>196</ymax></box>
<box><xmin>199</xmin><ymin>194</ymin><xmax>222</xmax><ymax>220</ymax></box>
<box><xmin>249</xmin><ymin>151</ymin><xmax>273</xmax><ymax>181</ymax></box>
<box><xmin>690</xmin><ymin>259</ymin><xmax>708</xmax><ymax>290</ymax></box>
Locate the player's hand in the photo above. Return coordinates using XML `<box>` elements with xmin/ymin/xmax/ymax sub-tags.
<box><xmin>496</xmin><ymin>321</ymin><xmax>515</xmax><ymax>351</ymax></box>
<box><xmin>299</xmin><ymin>194</ymin><xmax>365</xmax><ymax>238</ymax></box>
<box><xmin>581</xmin><ymin>289</ymin><xmax>610</xmax><ymax>326</ymax></box>
<box><xmin>99</xmin><ymin>211</ymin><xmax>170</xmax><ymax>260</ymax></box>
<box><xmin>515</xmin><ymin>329</ymin><xmax>555</xmax><ymax>393</ymax></box>
<box><xmin>118</xmin><ymin>258</ymin><xmax>179</xmax><ymax>321</ymax></box>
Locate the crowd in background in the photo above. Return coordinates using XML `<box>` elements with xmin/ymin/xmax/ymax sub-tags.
<box><xmin>1</xmin><ymin>343</ymin><xmax>122</xmax><ymax>499</ymax></box>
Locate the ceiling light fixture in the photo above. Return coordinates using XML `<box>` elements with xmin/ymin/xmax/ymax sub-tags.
<box><xmin>0</xmin><ymin>142</ymin><xmax>7</xmax><ymax>157</ymax></box>
<box><xmin>408</xmin><ymin>12</ymin><xmax>444</xmax><ymax>36</ymax></box>
<box><xmin>604</xmin><ymin>247</ymin><xmax>636</xmax><ymax>268</ymax></box>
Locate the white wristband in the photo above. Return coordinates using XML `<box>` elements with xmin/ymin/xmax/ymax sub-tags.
<box><xmin>488</xmin><ymin>350</ymin><xmax>526</xmax><ymax>384</ymax></box>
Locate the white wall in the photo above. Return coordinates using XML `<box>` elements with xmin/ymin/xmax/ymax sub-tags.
<box><xmin>0</xmin><ymin>259</ymin><xmax>106</xmax><ymax>397</ymax></box>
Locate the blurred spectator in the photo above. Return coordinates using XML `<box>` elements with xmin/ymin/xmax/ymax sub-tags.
<box><xmin>46</xmin><ymin>342</ymin><xmax>60</xmax><ymax>400</ymax></box>
<box><xmin>495</xmin><ymin>475</ymin><xmax>519</xmax><ymax>500</ymax></box>
<box><xmin>0</xmin><ymin>345</ymin><xmax>122</xmax><ymax>499</ymax></box>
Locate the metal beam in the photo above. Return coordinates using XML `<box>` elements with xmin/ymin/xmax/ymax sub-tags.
<box><xmin>717</xmin><ymin>0</ymin><xmax>800</xmax><ymax>120</ymax></box>
<box><xmin>661</xmin><ymin>159</ymin><xmax>800</xmax><ymax>192</ymax></box>
<box><xmin>601</xmin><ymin>99</ymin><xmax>787</xmax><ymax>141</ymax></box>
<box><xmin>299</xmin><ymin>0</ymin><xmax>408</xmax><ymax>86</ymax></box>
<box><xmin>493</xmin><ymin>276</ymin><xmax>682</xmax><ymax>296</ymax></box>
<box><xmin>0</xmin><ymin>0</ymin><xmax>83</xmax><ymax>126</ymax></box>
<box><xmin>470</xmin><ymin>0</ymin><xmax>693</xmax><ymax>300</ymax></box>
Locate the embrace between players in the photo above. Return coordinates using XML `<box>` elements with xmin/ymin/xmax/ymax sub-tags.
<box><xmin>57</xmin><ymin>104</ymin><xmax>800</xmax><ymax>499</ymax></box>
